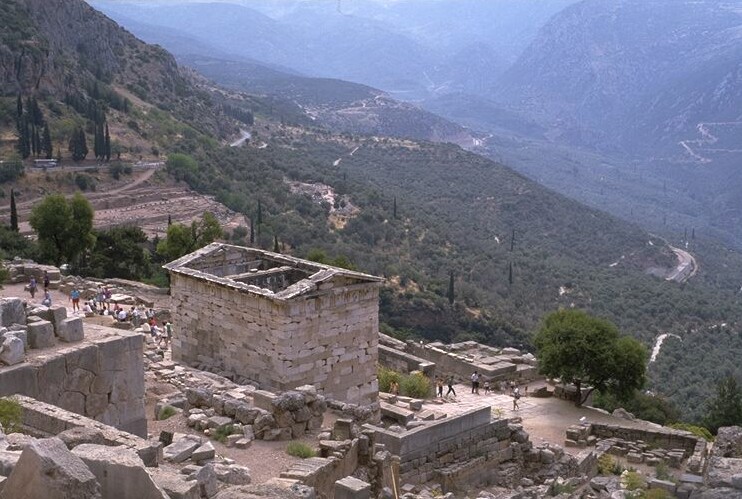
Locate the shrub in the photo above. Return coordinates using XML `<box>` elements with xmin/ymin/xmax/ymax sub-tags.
<box><xmin>654</xmin><ymin>461</ymin><xmax>672</xmax><ymax>481</ymax></box>
<box><xmin>399</xmin><ymin>371</ymin><xmax>432</xmax><ymax>399</ymax></box>
<box><xmin>157</xmin><ymin>405</ymin><xmax>177</xmax><ymax>421</ymax></box>
<box><xmin>213</xmin><ymin>424</ymin><xmax>237</xmax><ymax>443</ymax></box>
<box><xmin>645</xmin><ymin>489</ymin><xmax>671</xmax><ymax>499</ymax></box>
<box><xmin>286</xmin><ymin>441</ymin><xmax>316</xmax><ymax>459</ymax></box>
<box><xmin>622</xmin><ymin>470</ymin><xmax>646</xmax><ymax>492</ymax></box>
<box><xmin>598</xmin><ymin>453</ymin><xmax>625</xmax><ymax>475</ymax></box>
<box><xmin>378</xmin><ymin>365</ymin><xmax>401</xmax><ymax>393</ymax></box>
<box><xmin>551</xmin><ymin>482</ymin><xmax>575</xmax><ymax>496</ymax></box>
<box><xmin>669</xmin><ymin>423</ymin><xmax>714</xmax><ymax>442</ymax></box>
<box><xmin>0</xmin><ymin>397</ymin><xmax>23</xmax><ymax>433</ymax></box>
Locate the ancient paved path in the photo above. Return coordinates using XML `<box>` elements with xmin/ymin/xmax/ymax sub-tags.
<box><xmin>421</xmin><ymin>382</ymin><xmax>663</xmax><ymax>454</ymax></box>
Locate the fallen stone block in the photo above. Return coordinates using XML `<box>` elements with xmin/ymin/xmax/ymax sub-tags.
<box><xmin>0</xmin><ymin>450</ymin><xmax>21</xmax><ymax>477</ymax></box>
<box><xmin>72</xmin><ymin>444</ymin><xmax>168</xmax><ymax>499</ymax></box>
<box><xmin>56</xmin><ymin>317</ymin><xmax>84</xmax><ymax>342</ymax></box>
<box><xmin>335</xmin><ymin>476</ymin><xmax>371</xmax><ymax>499</ymax></box>
<box><xmin>191</xmin><ymin>441</ymin><xmax>215</xmax><ymax>463</ymax></box>
<box><xmin>213</xmin><ymin>463</ymin><xmax>251</xmax><ymax>486</ymax></box>
<box><xmin>27</xmin><ymin>321</ymin><xmax>55</xmax><ymax>349</ymax></box>
<box><xmin>0</xmin><ymin>299</ymin><xmax>26</xmax><ymax>327</ymax></box>
<box><xmin>207</xmin><ymin>416</ymin><xmax>233</xmax><ymax>430</ymax></box>
<box><xmin>0</xmin><ymin>437</ymin><xmax>101</xmax><ymax>499</ymax></box>
<box><xmin>164</xmin><ymin>436</ymin><xmax>202</xmax><ymax>464</ymax></box>
<box><xmin>189</xmin><ymin>463</ymin><xmax>218</xmax><ymax>498</ymax></box>
<box><xmin>0</xmin><ymin>336</ymin><xmax>24</xmax><ymax>366</ymax></box>
<box><xmin>150</xmin><ymin>467</ymin><xmax>200</xmax><ymax>499</ymax></box>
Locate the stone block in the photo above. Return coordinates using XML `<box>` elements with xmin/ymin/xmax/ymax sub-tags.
<box><xmin>56</xmin><ymin>317</ymin><xmax>84</xmax><ymax>342</ymax></box>
<box><xmin>150</xmin><ymin>468</ymin><xmax>200</xmax><ymax>499</ymax></box>
<box><xmin>207</xmin><ymin>416</ymin><xmax>233</xmax><ymax>430</ymax></box>
<box><xmin>72</xmin><ymin>444</ymin><xmax>168</xmax><ymax>499</ymax></box>
<box><xmin>191</xmin><ymin>441</ymin><xmax>215</xmax><ymax>463</ymax></box>
<box><xmin>27</xmin><ymin>321</ymin><xmax>55</xmax><ymax>349</ymax></box>
<box><xmin>648</xmin><ymin>478</ymin><xmax>677</xmax><ymax>494</ymax></box>
<box><xmin>212</xmin><ymin>463</ymin><xmax>251</xmax><ymax>485</ymax></box>
<box><xmin>234</xmin><ymin>438</ymin><xmax>252</xmax><ymax>449</ymax></box>
<box><xmin>251</xmin><ymin>390</ymin><xmax>277</xmax><ymax>411</ymax></box>
<box><xmin>626</xmin><ymin>452</ymin><xmax>643</xmax><ymax>463</ymax></box>
<box><xmin>0</xmin><ymin>450</ymin><xmax>21</xmax><ymax>477</ymax></box>
<box><xmin>0</xmin><ymin>336</ymin><xmax>24</xmax><ymax>366</ymax></box>
<box><xmin>190</xmin><ymin>462</ymin><xmax>218</xmax><ymax>498</ymax></box>
<box><xmin>164</xmin><ymin>437</ymin><xmax>201</xmax><ymax>464</ymax></box>
<box><xmin>0</xmin><ymin>437</ymin><xmax>100</xmax><ymax>499</ymax></box>
<box><xmin>3</xmin><ymin>331</ymin><xmax>26</xmax><ymax>352</ymax></box>
<box><xmin>335</xmin><ymin>476</ymin><xmax>371</xmax><ymax>499</ymax></box>
<box><xmin>0</xmin><ymin>299</ymin><xmax>25</xmax><ymax>327</ymax></box>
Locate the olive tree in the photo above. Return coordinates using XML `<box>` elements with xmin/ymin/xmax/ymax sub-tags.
<box><xmin>534</xmin><ymin>309</ymin><xmax>647</xmax><ymax>406</ymax></box>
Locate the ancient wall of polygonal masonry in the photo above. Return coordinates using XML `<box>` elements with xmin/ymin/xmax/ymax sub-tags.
<box><xmin>0</xmin><ymin>326</ymin><xmax>146</xmax><ymax>437</ymax></box>
<box><xmin>167</xmin><ymin>244</ymin><xmax>382</xmax><ymax>406</ymax></box>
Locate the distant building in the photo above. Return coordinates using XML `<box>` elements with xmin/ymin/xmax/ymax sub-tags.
<box><xmin>164</xmin><ymin>243</ymin><xmax>382</xmax><ymax>405</ymax></box>
<box><xmin>33</xmin><ymin>159</ymin><xmax>58</xmax><ymax>168</ymax></box>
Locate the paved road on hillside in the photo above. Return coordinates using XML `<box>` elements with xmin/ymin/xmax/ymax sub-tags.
<box><xmin>666</xmin><ymin>246</ymin><xmax>697</xmax><ymax>283</ymax></box>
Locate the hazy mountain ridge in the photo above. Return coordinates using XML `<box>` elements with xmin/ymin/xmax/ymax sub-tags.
<box><xmin>497</xmin><ymin>0</ymin><xmax>742</xmax><ymax>155</ymax></box>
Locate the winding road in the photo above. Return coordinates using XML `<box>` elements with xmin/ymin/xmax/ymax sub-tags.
<box><xmin>666</xmin><ymin>246</ymin><xmax>697</xmax><ymax>283</ymax></box>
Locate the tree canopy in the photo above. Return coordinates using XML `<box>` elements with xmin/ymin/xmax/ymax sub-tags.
<box><xmin>704</xmin><ymin>375</ymin><xmax>742</xmax><ymax>434</ymax></box>
<box><xmin>29</xmin><ymin>193</ymin><xmax>95</xmax><ymax>267</ymax></box>
<box><xmin>534</xmin><ymin>309</ymin><xmax>647</xmax><ymax>406</ymax></box>
<box><xmin>156</xmin><ymin>212</ymin><xmax>222</xmax><ymax>262</ymax></box>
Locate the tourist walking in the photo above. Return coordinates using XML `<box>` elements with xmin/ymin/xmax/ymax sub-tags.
<box><xmin>41</xmin><ymin>290</ymin><xmax>52</xmax><ymax>307</ymax></box>
<box><xmin>471</xmin><ymin>371</ymin><xmax>480</xmax><ymax>394</ymax></box>
<box><xmin>446</xmin><ymin>375</ymin><xmax>456</xmax><ymax>398</ymax></box>
<box><xmin>513</xmin><ymin>388</ymin><xmax>521</xmax><ymax>410</ymax></box>
<box><xmin>43</xmin><ymin>271</ymin><xmax>50</xmax><ymax>291</ymax></box>
<box><xmin>27</xmin><ymin>277</ymin><xmax>37</xmax><ymax>299</ymax></box>
<box><xmin>436</xmin><ymin>376</ymin><xmax>444</xmax><ymax>397</ymax></box>
<box><xmin>70</xmin><ymin>287</ymin><xmax>81</xmax><ymax>313</ymax></box>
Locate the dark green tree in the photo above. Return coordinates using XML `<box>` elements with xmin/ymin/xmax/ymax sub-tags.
<box><xmin>16</xmin><ymin>115</ymin><xmax>30</xmax><ymax>159</ymax></box>
<box><xmin>9</xmin><ymin>189</ymin><xmax>18</xmax><ymax>232</ymax></box>
<box><xmin>393</xmin><ymin>196</ymin><xmax>397</xmax><ymax>219</ymax></box>
<box><xmin>89</xmin><ymin>226</ymin><xmax>151</xmax><ymax>280</ymax></box>
<box><xmin>104</xmin><ymin>123</ymin><xmax>111</xmax><ymax>161</ymax></box>
<box><xmin>42</xmin><ymin>124</ymin><xmax>52</xmax><ymax>159</ymax></box>
<box><xmin>534</xmin><ymin>309</ymin><xmax>647</xmax><ymax>406</ymax></box>
<box><xmin>69</xmin><ymin>127</ymin><xmax>88</xmax><ymax>161</ymax></box>
<box><xmin>249</xmin><ymin>218</ymin><xmax>255</xmax><ymax>245</ymax></box>
<box><xmin>273</xmin><ymin>235</ymin><xmax>280</xmax><ymax>253</ymax></box>
<box><xmin>16</xmin><ymin>94</ymin><xmax>23</xmax><ymax>118</ymax></box>
<box><xmin>704</xmin><ymin>375</ymin><xmax>742</xmax><ymax>434</ymax></box>
<box><xmin>508</xmin><ymin>261</ymin><xmax>513</xmax><ymax>285</ymax></box>
<box><xmin>447</xmin><ymin>270</ymin><xmax>455</xmax><ymax>305</ymax></box>
<box><xmin>156</xmin><ymin>212</ymin><xmax>222</xmax><ymax>262</ymax></box>
<box><xmin>28</xmin><ymin>193</ymin><xmax>95</xmax><ymax>267</ymax></box>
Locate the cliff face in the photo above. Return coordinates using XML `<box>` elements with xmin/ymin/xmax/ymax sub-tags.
<box><xmin>0</xmin><ymin>0</ymin><xmax>233</xmax><ymax>138</ymax></box>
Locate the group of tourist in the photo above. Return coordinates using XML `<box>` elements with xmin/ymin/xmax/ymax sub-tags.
<box><xmin>430</xmin><ymin>373</ymin><xmax>525</xmax><ymax>410</ymax></box>
<box><xmin>25</xmin><ymin>271</ymin><xmax>53</xmax><ymax>306</ymax></box>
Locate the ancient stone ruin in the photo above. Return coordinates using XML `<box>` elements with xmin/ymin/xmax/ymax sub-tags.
<box><xmin>164</xmin><ymin>243</ymin><xmax>383</xmax><ymax>406</ymax></box>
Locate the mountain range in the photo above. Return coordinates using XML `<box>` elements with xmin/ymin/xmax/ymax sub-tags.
<box><xmin>2</xmin><ymin>0</ymin><xmax>742</xmax><ymax>420</ymax></box>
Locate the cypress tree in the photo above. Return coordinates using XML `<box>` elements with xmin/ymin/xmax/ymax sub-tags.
<box><xmin>510</xmin><ymin>229</ymin><xmax>516</xmax><ymax>252</ymax></box>
<box><xmin>104</xmin><ymin>123</ymin><xmax>111</xmax><ymax>161</ymax></box>
<box><xmin>257</xmin><ymin>200</ymin><xmax>263</xmax><ymax>225</ymax></box>
<box><xmin>393</xmin><ymin>196</ymin><xmax>397</xmax><ymax>219</ymax></box>
<box><xmin>249</xmin><ymin>218</ymin><xmax>255</xmax><ymax>245</ymax></box>
<box><xmin>33</xmin><ymin>125</ymin><xmax>41</xmax><ymax>157</ymax></box>
<box><xmin>273</xmin><ymin>235</ymin><xmax>280</xmax><ymax>253</ymax></box>
<box><xmin>16</xmin><ymin>116</ymin><xmax>28</xmax><ymax>159</ymax></box>
<box><xmin>167</xmin><ymin>214</ymin><xmax>172</xmax><ymax>226</ymax></box>
<box><xmin>508</xmin><ymin>262</ymin><xmax>513</xmax><ymax>286</ymax></box>
<box><xmin>447</xmin><ymin>270</ymin><xmax>455</xmax><ymax>305</ymax></box>
<box><xmin>42</xmin><ymin>124</ymin><xmax>52</xmax><ymax>159</ymax></box>
<box><xmin>16</xmin><ymin>94</ymin><xmax>23</xmax><ymax>118</ymax></box>
<box><xmin>9</xmin><ymin>189</ymin><xmax>18</xmax><ymax>232</ymax></box>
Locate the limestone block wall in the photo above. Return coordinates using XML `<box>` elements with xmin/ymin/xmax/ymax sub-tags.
<box><xmin>369</xmin><ymin>408</ymin><xmax>526</xmax><ymax>487</ymax></box>
<box><xmin>12</xmin><ymin>395</ymin><xmax>159</xmax><ymax>466</ymax></box>
<box><xmin>170</xmin><ymin>273</ymin><xmax>379</xmax><ymax>406</ymax></box>
<box><xmin>0</xmin><ymin>329</ymin><xmax>146</xmax><ymax>437</ymax></box>
<box><xmin>378</xmin><ymin>345</ymin><xmax>435</xmax><ymax>379</ymax></box>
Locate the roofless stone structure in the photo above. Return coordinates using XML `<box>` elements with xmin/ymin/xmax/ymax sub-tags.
<box><xmin>164</xmin><ymin>243</ymin><xmax>383</xmax><ymax>406</ymax></box>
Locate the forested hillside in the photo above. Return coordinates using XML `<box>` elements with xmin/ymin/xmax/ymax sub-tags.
<box><xmin>1</xmin><ymin>0</ymin><xmax>741</xmax><ymax>421</ymax></box>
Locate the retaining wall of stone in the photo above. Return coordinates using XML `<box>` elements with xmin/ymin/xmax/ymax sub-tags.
<box><xmin>280</xmin><ymin>439</ymin><xmax>360</xmax><ymax>499</ymax></box>
<box><xmin>378</xmin><ymin>345</ymin><xmax>435</xmax><ymax>378</ymax></box>
<box><xmin>170</xmin><ymin>272</ymin><xmax>380</xmax><ymax>406</ymax></box>
<box><xmin>368</xmin><ymin>407</ymin><xmax>526</xmax><ymax>490</ymax></box>
<box><xmin>12</xmin><ymin>395</ymin><xmax>159</xmax><ymax>466</ymax></box>
<box><xmin>0</xmin><ymin>326</ymin><xmax>146</xmax><ymax>437</ymax></box>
